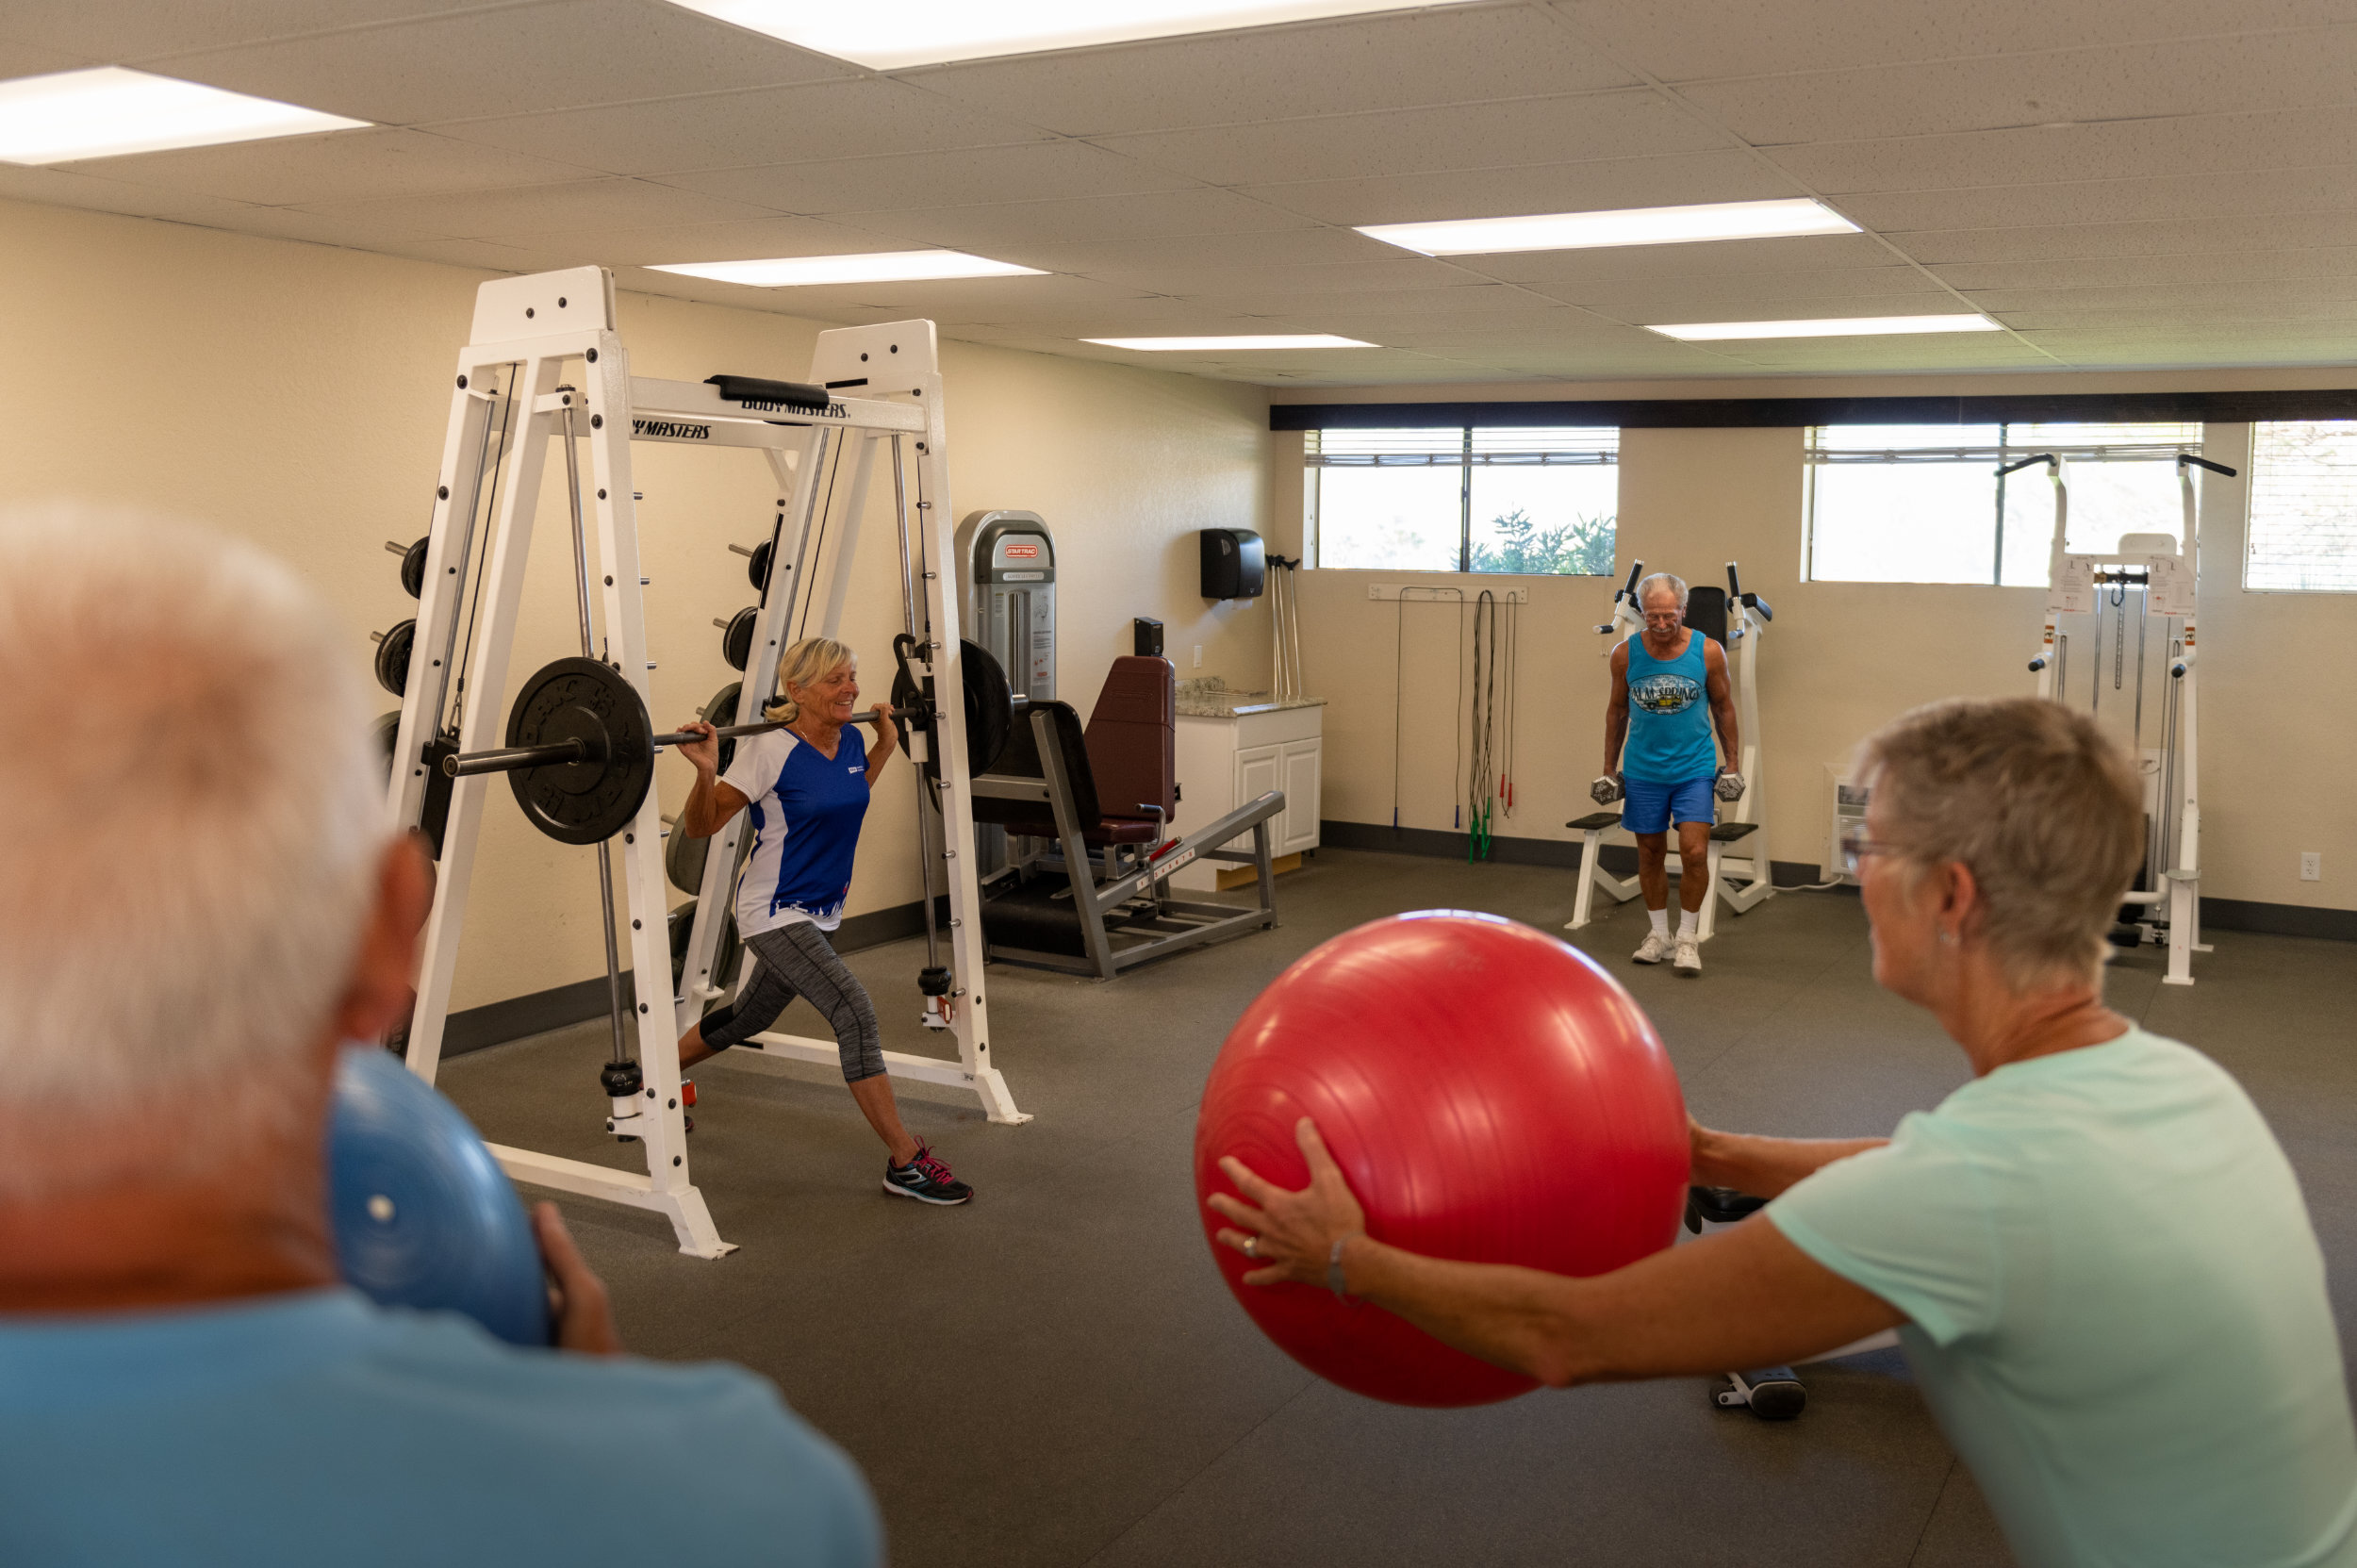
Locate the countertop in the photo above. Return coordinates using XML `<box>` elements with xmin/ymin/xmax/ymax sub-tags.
<box><xmin>1174</xmin><ymin>679</ymin><xmax>1326</xmax><ymax>719</ymax></box>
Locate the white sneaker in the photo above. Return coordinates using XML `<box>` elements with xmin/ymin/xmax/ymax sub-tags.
<box><xmin>1673</xmin><ymin>936</ymin><xmax>1702</xmax><ymax>976</ymax></box>
<box><xmin>1632</xmin><ymin>930</ymin><xmax>1673</xmax><ymax>965</ymax></box>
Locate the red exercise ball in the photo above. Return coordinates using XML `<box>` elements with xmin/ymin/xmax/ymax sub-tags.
<box><xmin>1194</xmin><ymin>910</ymin><xmax>1689</xmax><ymax>1408</ymax></box>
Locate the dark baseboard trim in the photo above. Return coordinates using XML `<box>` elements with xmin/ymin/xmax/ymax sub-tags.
<box><xmin>1316</xmin><ymin>818</ymin><xmax>1836</xmax><ymax>889</ymax></box>
<box><xmin>2200</xmin><ymin>898</ymin><xmax>2357</xmax><ymax>944</ymax></box>
<box><xmin>439</xmin><ymin>897</ymin><xmax>937</xmax><ymax>1059</ymax></box>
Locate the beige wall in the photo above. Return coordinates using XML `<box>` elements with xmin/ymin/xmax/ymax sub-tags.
<box><xmin>0</xmin><ymin>197</ymin><xmax>1272</xmax><ymax>1010</ymax></box>
<box><xmin>1282</xmin><ymin>415</ymin><xmax>2356</xmax><ymax>916</ymax></box>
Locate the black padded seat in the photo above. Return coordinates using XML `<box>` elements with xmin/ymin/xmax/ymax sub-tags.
<box><xmin>1566</xmin><ymin>812</ymin><xmax>1623</xmax><ymax>831</ymax></box>
<box><xmin>1708</xmin><ymin>821</ymin><xmax>1758</xmax><ymax>841</ymax></box>
<box><xmin>969</xmin><ymin>657</ymin><xmax>1179</xmax><ymax>850</ymax></box>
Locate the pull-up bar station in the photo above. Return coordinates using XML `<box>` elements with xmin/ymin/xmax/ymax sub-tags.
<box><xmin>2015</xmin><ymin>448</ymin><xmax>2236</xmax><ymax>986</ymax></box>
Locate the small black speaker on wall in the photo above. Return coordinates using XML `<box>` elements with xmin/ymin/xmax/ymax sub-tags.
<box><xmin>1200</xmin><ymin>528</ymin><xmax>1265</xmax><ymax>600</ymax></box>
<box><xmin>1132</xmin><ymin>617</ymin><xmax>1163</xmax><ymax>657</ymax></box>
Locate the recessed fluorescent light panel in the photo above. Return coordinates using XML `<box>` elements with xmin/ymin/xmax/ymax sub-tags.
<box><xmin>649</xmin><ymin>252</ymin><xmax>1045</xmax><ymax>287</ymax></box>
<box><xmin>668</xmin><ymin>0</ymin><xmax>1479</xmax><ymax>69</ymax></box>
<box><xmin>1647</xmin><ymin>314</ymin><xmax>2002</xmax><ymax>341</ymax></box>
<box><xmin>0</xmin><ymin>67</ymin><xmax>367</xmax><ymax>165</ymax></box>
<box><xmin>1357</xmin><ymin>198</ymin><xmax>1859</xmax><ymax>256</ymax></box>
<box><xmin>1083</xmin><ymin>335</ymin><xmax>1376</xmax><ymax>351</ymax></box>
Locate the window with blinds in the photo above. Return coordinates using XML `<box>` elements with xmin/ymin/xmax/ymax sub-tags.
<box><xmin>1307</xmin><ymin>426</ymin><xmax>1618</xmax><ymax>573</ymax></box>
<box><xmin>2248</xmin><ymin>421</ymin><xmax>2357</xmax><ymax>592</ymax></box>
<box><xmin>1805</xmin><ymin>422</ymin><xmax>2204</xmax><ymax>586</ymax></box>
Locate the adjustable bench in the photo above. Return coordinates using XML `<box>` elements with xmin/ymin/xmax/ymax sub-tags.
<box><xmin>969</xmin><ymin>655</ymin><xmax>1285</xmax><ymax>980</ymax></box>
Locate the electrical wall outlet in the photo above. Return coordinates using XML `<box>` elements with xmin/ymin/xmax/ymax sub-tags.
<box><xmin>2300</xmin><ymin>851</ymin><xmax>2322</xmax><ymax>882</ymax></box>
<box><xmin>1193</xmin><ymin>644</ymin><xmax>1203</xmax><ymax>668</ymax></box>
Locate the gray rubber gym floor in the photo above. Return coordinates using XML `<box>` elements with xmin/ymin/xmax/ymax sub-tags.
<box><xmin>437</xmin><ymin>848</ymin><xmax>2357</xmax><ymax>1568</ymax></box>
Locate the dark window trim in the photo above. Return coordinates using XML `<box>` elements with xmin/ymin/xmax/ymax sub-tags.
<box><xmin>1273</xmin><ymin>389</ymin><xmax>2357</xmax><ymax>432</ymax></box>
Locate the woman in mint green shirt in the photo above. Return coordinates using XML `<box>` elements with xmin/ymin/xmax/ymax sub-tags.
<box><xmin>1214</xmin><ymin>695</ymin><xmax>2357</xmax><ymax>1568</ymax></box>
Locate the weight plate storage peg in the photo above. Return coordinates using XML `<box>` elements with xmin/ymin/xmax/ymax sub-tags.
<box><xmin>372</xmin><ymin>619</ymin><xmax>416</xmax><ymax>697</ymax></box>
<box><xmin>720</xmin><ymin>606</ymin><xmax>758</xmax><ymax>672</ymax></box>
<box><xmin>500</xmin><ymin>657</ymin><xmax>655</xmax><ymax>846</ymax></box>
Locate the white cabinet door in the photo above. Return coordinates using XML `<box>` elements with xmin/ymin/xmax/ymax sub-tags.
<box><xmin>1278</xmin><ymin>739</ymin><xmax>1322</xmax><ymax>854</ymax></box>
<box><xmin>1236</xmin><ymin>744</ymin><xmax>1281</xmax><ymax>821</ymax></box>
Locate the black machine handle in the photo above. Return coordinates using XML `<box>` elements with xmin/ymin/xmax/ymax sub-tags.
<box><xmin>1618</xmin><ymin>559</ymin><xmax>1643</xmax><ymax>602</ymax></box>
<box><xmin>1724</xmin><ymin>562</ymin><xmax>1773</xmax><ymax>624</ymax></box>
<box><xmin>1997</xmin><ymin>453</ymin><xmax>2057</xmax><ymax>477</ymax></box>
<box><xmin>2178</xmin><ymin>454</ymin><xmax>2238</xmax><ymax>478</ymax></box>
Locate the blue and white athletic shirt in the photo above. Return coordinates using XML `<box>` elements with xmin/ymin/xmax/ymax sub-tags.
<box><xmin>720</xmin><ymin>726</ymin><xmax>871</xmax><ymax>937</ymax></box>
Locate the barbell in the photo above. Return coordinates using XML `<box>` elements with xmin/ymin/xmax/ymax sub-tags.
<box><xmin>433</xmin><ymin>640</ymin><xmax>1021</xmax><ymax>845</ymax></box>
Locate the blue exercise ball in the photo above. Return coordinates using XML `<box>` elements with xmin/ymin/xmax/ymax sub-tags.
<box><xmin>329</xmin><ymin>1045</ymin><xmax>551</xmax><ymax>1347</ymax></box>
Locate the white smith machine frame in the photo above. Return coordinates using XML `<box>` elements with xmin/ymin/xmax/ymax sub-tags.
<box><xmin>387</xmin><ymin>267</ymin><xmax>1024</xmax><ymax>1260</ymax></box>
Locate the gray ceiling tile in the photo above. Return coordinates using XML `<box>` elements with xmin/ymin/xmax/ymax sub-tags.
<box><xmin>152</xmin><ymin>0</ymin><xmax>850</xmax><ymax>125</ymax></box>
<box><xmin>1965</xmin><ymin>279</ymin><xmax>2357</xmax><ymax>312</ymax></box>
<box><xmin>1676</xmin><ymin>25</ymin><xmax>2357</xmax><ymax>144</ymax></box>
<box><xmin>1173</xmin><ymin>283</ymin><xmax>1522</xmax><ymax>315</ymax></box>
<box><xmin>609</xmin><ymin>271</ymin><xmax>1163</xmax><ymax>322</ymax></box>
<box><xmin>1523</xmin><ymin>265</ymin><xmax>1948</xmax><ymax>312</ymax></box>
<box><xmin>1850</xmin><ymin>167</ymin><xmax>2357</xmax><ymax>234</ymax></box>
<box><xmin>433</xmin><ymin>78</ymin><xmax>1050</xmax><ymax>176</ymax></box>
<box><xmin>904</xmin><ymin>6</ymin><xmax>1638</xmax><ymax>138</ymax></box>
<box><xmin>842</xmin><ymin>188</ymin><xmax>1322</xmax><ymax>250</ymax></box>
<box><xmin>1094</xmin><ymin>91</ymin><xmax>1723</xmax><ymax>189</ymax></box>
<box><xmin>0</xmin><ymin>1</ymin><xmax>514</xmax><ymax>63</ymax></box>
<box><xmin>652</xmin><ymin>142</ymin><xmax>1196</xmax><ymax>215</ymax></box>
<box><xmin>1462</xmin><ymin>229</ymin><xmax>1894</xmax><ymax>284</ymax></box>
<box><xmin>0</xmin><ymin>162</ymin><xmax>259</xmax><ymax>220</ymax></box>
<box><xmin>366</xmin><ymin>236</ymin><xmax>562</xmax><ymax>272</ymax></box>
<box><xmin>1993</xmin><ymin>303</ymin><xmax>2357</xmax><ymax>330</ymax></box>
<box><xmin>485</xmin><ymin>214</ymin><xmax>898</xmax><ymax>265</ymax></box>
<box><xmin>1556</xmin><ymin>0</ymin><xmax>2355</xmax><ymax>83</ymax></box>
<box><xmin>175</xmin><ymin>204</ymin><xmax>450</xmax><ymax>244</ymax></box>
<box><xmin>1077</xmin><ymin>256</ymin><xmax>1489</xmax><ymax>295</ymax></box>
<box><xmin>1237</xmin><ymin>150</ymin><xmax>1794</xmax><ymax>226</ymax></box>
<box><xmin>0</xmin><ymin>37</ymin><xmax>97</xmax><ymax>75</ymax></box>
<box><xmin>1895</xmin><ymin>212</ymin><xmax>2357</xmax><ymax>263</ymax></box>
<box><xmin>54</xmin><ymin>127</ymin><xmax>602</xmax><ymax>206</ymax></box>
<box><xmin>995</xmin><ymin>227</ymin><xmax>1398</xmax><ymax>275</ymax></box>
<box><xmin>289</xmin><ymin>176</ymin><xmax>778</xmax><ymax>238</ymax></box>
<box><xmin>1771</xmin><ymin>108</ymin><xmax>2357</xmax><ymax>195</ymax></box>
<box><xmin>1931</xmin><ymin>248</ymin><xmax>2357</xmax><ymax>290</ymax></box>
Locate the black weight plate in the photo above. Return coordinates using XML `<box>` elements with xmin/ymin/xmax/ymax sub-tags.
<box><xmin>502</xmin><ymin>656</ymin><xmax>652</xmax><ymax>846</ymax></box>
<box><xmin>960</xmin><ymin>638</ymin><xmax>1014</xmax><ymax>777</ymax></box>
<box><xmin>668</xmin><ymin>900</ymin><xmax>744</xmax><ymax>999</ymax></box>
<box><xmin>400</xmin><ymin>536</ymin><xmax>429</xmax><ymax>599</ymax></box>
<box><xmin>702</xmin><ymin>681</ymin><xmax>745</xmax><ymax>776</ymax></box>
<box><xmin>747</xmin><ymin>538</ymin><xmax>773</xmax><ymax>593</ymax></box>
<box><xmin>374</xmin><ymin>619</ymin><xmax>415</xmax><ymax>697</ymax></box>
<box><xmin>889</xmin><ymin>662</ymin><xmax>921</xmax><ymax>771</ymax></box>
<box><xmin>721</xmin><ymin>606</ymin><xmax>757</xmax><ymax>671</ymax></box>
<box><xmin>373</xmin><ymin>711</ymin><xmax>402</xmax><ymax>785</ymax></box>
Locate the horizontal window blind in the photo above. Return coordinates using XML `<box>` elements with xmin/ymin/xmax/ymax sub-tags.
<box><xmin>2249</xmin><ymin>421</ymin><xmax>2357</xmax><ymax>592</ymax></box>
<box><xmin>1308</xmin><ymin>427</ymin><xmax>1618</xmax><ymax>467</ymax></box>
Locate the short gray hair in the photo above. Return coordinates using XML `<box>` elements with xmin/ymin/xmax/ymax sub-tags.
<box><xmin>1637</xmin><ymin>571</ymin><xmax>1689</xmax><ymax>611</ymax></box>
<box><xmin>1858</xmin><ymin>697</ymin><xmax>2143</xmax><ymax>990</ymax></box>
<box><xmin>0</xmin><ymin>509</ymin><xmax>383</xmax><ymax>1190</ymax></box>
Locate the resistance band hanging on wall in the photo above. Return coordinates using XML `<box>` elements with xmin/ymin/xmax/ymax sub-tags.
<box><xmin>1378</xmin><ymin>583</ymin><xmax>1519</xmax><ymax>854</ymax></box>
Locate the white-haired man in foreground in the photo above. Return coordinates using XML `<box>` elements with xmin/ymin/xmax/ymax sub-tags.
<box><xmin>0</xmin><ymin>512</ymin><xmax>879</xmax><ymax>1567</ymax></box>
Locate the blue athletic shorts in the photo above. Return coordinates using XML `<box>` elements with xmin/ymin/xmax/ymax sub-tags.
<box><xmin>1622</xmin><ymin>774</ymin><xmax>1716</xmax><ymax>835</ymax></box>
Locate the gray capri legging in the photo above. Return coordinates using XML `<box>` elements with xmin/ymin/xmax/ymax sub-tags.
<box><xmin>696</xmin><ymin>920</ymin><xmax>885</xmax><ymax>1082</ymax></box>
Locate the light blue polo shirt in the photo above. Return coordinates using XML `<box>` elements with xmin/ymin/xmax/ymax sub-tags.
<box><xmin>1772</xmin><ymin>1027</ymin><xmax>2357</xmax><ymax>1568</ymax></box>
<box><xmin>0</xmin><ymin>1288</ymin><xmax>880</xmax><ymax>1567</ymax></box>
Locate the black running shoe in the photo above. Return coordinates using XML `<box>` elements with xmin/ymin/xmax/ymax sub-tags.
<box><xmin>883</xmin><ymin>1142</ymin><xmax>972</xmax><ymax>1206</ymax></box>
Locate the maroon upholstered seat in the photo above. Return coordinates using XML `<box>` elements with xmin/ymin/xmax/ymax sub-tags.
<box><xmin>973</xmin><ymin>656</ymin><xmax>1176</xmax><ymax>849</ymax></box>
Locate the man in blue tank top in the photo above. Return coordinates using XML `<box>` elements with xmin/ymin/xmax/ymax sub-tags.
<box><xmin>1601</xmin><ymin>571</ymin><xmax>1740</xmax><ymax>975</ymax></box>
